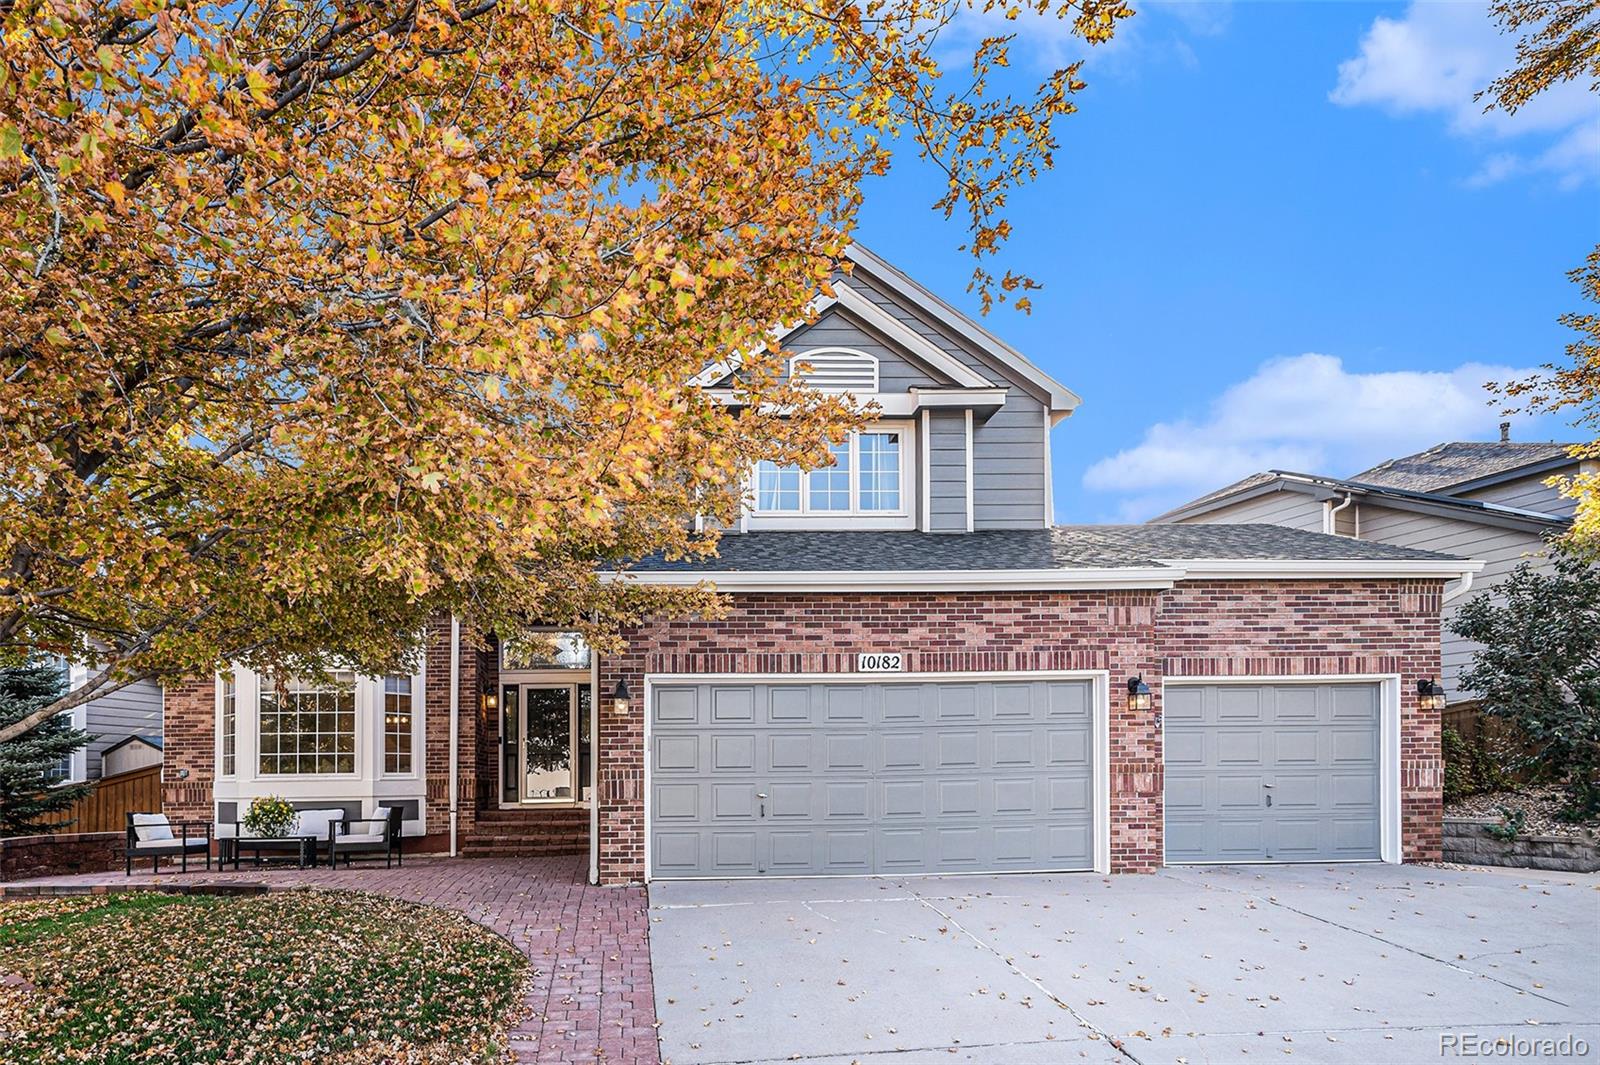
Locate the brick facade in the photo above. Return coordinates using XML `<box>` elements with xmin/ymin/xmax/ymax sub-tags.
<box><xmin>596</xmin><ymin>579</ymin><xmax>1444</xmax><ymax>883</ymax></box>
<box><xmin>161</xmin><ymin>579</ymin><xmax>1444</xmax><ymax>883</ymax></box>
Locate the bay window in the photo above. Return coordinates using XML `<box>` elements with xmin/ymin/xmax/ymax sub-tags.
<box><xmin>220</xmin><ymin>673</ymin><xmax>236</xmax><ymax>777</ymax></box>
<box><xmin>383</xmin><ymin>675</ymin><xmax>415</xmax><ymax>774</ymax></box>
<box><xmin>258</xmin><ymin>672</ymin><xmax>357</xmax><ymax>775</ymax></box>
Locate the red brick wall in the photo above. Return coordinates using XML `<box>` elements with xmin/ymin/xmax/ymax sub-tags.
<box><xmin>597</xmin><ymin>580</ymin><xmax>1444</xmax><ymax>883</ymax></box>
<box><xmin>162</xmin><ymin>676</ymin><xmax>214</xmax><ymax>824</ymax></box>
<box><xmin>422</xmin><ymin>614</ymin><xmax>481</xmax><ymax>847</ymax></box>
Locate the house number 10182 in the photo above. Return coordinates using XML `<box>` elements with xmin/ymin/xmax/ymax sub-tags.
<box><xmin>857</xmin><ymin>653</ymin><xmax>904</xmax><ymax>673</ymax></box>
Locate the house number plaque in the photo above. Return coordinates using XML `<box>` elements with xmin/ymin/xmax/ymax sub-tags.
<box><xmin>856</xmin><ymin>652</ymin><xmax>905</xmax><ymax>673</ymax></box>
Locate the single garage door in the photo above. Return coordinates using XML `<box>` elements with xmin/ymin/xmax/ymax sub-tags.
<box><xmin>1164</xmin><ymin>682</ymin><xmax>1382</xmax><ymax>863</ymax></box>
<box><xmin>648</xmin><ymin>678</ymin><xmax>1096</xmax><ymax>878</ymax></box>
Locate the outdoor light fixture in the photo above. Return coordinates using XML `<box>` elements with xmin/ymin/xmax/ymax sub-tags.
<box><xmin>612</xmin><ymin>678</ymin><xmax>632</xmax><ymax>715</ymax></box>
<box><xmin>482</xmin><ymin>683</ymin><xmax>498</xmax><ymax>714</ymax></box>
<box><xmin>1127</xmin><ymin>675</ymin><xmax>1153</xmax><ymax>712</ymax></box>
<box><xmin>1417</xmin><ymin>678</ymin><xmax>1446</xmax><ymax>712</ymax></box>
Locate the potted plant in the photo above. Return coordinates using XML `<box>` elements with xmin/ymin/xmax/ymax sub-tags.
<box><xmin>242</xmin><ymin>795</ymin><xmax>297</xmax><ymax>838</ymax></box>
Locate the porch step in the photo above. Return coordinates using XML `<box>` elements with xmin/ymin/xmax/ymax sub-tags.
<box><xmin>460</xmin><ymin>807</ymin><xmax>589</xmax><ymax>857</ymax></box>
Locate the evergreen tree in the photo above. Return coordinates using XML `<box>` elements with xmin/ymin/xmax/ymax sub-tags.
<box><xmin>0</xmin><ymin>661</ymin><xmax>95</xmax><ymax>837</ymax></box>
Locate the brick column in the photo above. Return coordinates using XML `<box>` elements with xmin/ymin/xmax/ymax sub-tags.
<box><xmin>162</xmin><ymin>675</ymin><xmax>214</xmax><ymax>823</ymax></box>
<box><xmin>423</xmin><ymin>615</ymin><xmax>479</xmax><ymax>848</ymax></box>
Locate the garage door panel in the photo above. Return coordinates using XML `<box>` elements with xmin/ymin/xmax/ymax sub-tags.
<box><xmin>1165</xmin><ymin>682</ymin><xmax>1381</xmax><ymax>864</ymax></box>
<box><xmin>655</xmin><ymin>687</ymin><xmax>700</xmax><ymax>725</ymax></box>
<box><xmin>712</xmin><ymin>688</ymin><xmax>755</xmax><ymax>723</ymax></box>
<box><xmin>826</xmin><ymin>733</ymin><xmax>870</xmax><ymax>770</ymax></box>
<box><xmin>768</xmin><ymin>687</ymin><xmax>811</xmax><ymax>723</ymax></box>
<box><xmin>650</xmin><ymin>678</ymin><xmax>1097</xmax><ymax>877</ymax></box>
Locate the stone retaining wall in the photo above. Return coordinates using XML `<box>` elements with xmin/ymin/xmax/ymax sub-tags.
<box><xmin>1443</xmin><ymin>817</ymin><xmax>1600</xmax><ymax>872</ymax></box>
<box><xmin>0</xmin><ymin>831</ymin><xmax>126</xmax><ymax>882</ymax></box>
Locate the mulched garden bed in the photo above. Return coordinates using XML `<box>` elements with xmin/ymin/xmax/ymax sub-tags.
<box><xmin>1447</xmin><ymin>784</ymin><xmax>1600</xmax><ymax>839</ymax></box>
<box><xmin>0</xmin><ymin>889</ymin><xmax>529</xmax><ymax>1064</ymax></box>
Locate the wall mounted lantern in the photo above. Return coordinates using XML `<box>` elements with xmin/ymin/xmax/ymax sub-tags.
<box><xmin>482</xmin><ymin>683</ymin><xmax>498</xmax><ymax>714</ymax></box>
<box><xmin>1127</xmin><ymin>675</ymin><xmax>1153</xmax><ymax>712</ymax></box>
<box><xmin>1417</xmin><ymin>678</ymin><xmax>1446</xmax><ymax>712</ymax></box>
<box><xmin>612</xmin><ymin>678</ymin><xmax>632</xmax><ymax>715</ymax></box>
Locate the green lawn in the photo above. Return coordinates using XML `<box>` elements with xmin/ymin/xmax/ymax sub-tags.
<box><xmin>0</xmin><ymin>891</ymin><xmax>528</xmax><ymax>1064</ymax></box>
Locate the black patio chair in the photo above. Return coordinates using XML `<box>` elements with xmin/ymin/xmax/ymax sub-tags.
<box><xmin>125</xmin><ymin>812</ymin><xmax>212</xmax><ymax>874</ymax></box>
<box><xmin>328</xmin><ymin>806</ymin><xmax>403</xmax><ymax>868</ymax></box>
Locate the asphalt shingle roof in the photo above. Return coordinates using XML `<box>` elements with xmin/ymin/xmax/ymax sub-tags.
<box><xmin>629</xmin><ymin>525</ymin><xmax>1459</xmax><ymax>573</ymax></box>
<box><xmin>1350</xmin><ymin>441</ymin><xmax>1577</xmax><ymax>494</ymax></box>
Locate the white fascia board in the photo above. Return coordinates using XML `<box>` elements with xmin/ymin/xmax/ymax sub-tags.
<box><xmin>705</xmin><ymin>388</ymin><xmax>1008</xmax><ymax>418</ymax></box>
<box><xmin>1157</xmin><ymin>557</ymin><xmax>1485</xmax><ymax>580</ymax></box>
<box><xmin>831</xmin><ymin>282</ymin><xmax>995</xmax><ymax>389</ymax></box>
<box><xmin>843</xmin><ymin>243</ymin><xmax>1082</xmax><ymax>412</ymax></box>
<box><xmin>688</xmin><ymin>293</ymin><xmax>839</xmax><ymax>388</ymax></box>
<box><xmin>909</xmin><ymin>387</ymin><xmax>1008</xmax><ymax>409</ymax></box>
<box><xmin>609</xmin><ymin>567</ymin><xmax>1183</xmax><ymax>592</ymax></box>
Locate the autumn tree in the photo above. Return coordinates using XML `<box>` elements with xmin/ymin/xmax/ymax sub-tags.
<box><xmin>0</xmin><ymin>0</ymin><xmax>1131</xmax><ymax>741</ymax></box>
<box><xmin>1481</xmin><ymin>0</ymin><xmax>1600</xmax><ymax>546</ymax></box>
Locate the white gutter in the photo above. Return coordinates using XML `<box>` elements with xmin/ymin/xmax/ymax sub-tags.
<box><xmin>1161</xmin><ymin>558</ymin><xmax>1484</xmax><ymax>581</ymax></box>
<box><xmin>606</xmin><ymin>558</ymin><xmax>1483</xmax><ymax>593</ymax></box>
<box><xmin>611</xmin><ymin>567</ymin><xmax>1184</xmax><ymax>593</ymax></box>
<box><xmin>589</xmin><ymin>658</ymin><xmax>600</xmax><ymax>886</ymax></box>
<box><xmin>448</xmin><ymin>615</ymin><xmax>461</xmax><ymax>858</ymax></box>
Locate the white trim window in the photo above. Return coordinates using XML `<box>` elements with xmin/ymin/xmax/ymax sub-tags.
<box><xmin>219</xmin><ymin>672</ymin><xmax>237</xmax><ymax>777</ymax></box>
<box><xmin>382</xmin><ymin>674</ymin><xmax>415</xmax><ymax>775</ymax></box>
<box><xmin>750</xmin><ymin>425</ymin><xmax>914</xmax><ymax>528</ymax></box>
<box><xmin>259</xmin><ymin>672</ymin><xmax>357</xmax><ymax>776</ymax></box>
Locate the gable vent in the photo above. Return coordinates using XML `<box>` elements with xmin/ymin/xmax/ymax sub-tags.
<box><xmin>788</xmin><ymin>349</ymin><xmax>879</xmax><ymax>394</ymax></box>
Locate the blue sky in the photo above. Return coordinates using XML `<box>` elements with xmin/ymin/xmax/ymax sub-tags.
<box><xmin>849</xmin><ymin>0</ymin><xmax>1599</xmax><ymax>522</ymax></box>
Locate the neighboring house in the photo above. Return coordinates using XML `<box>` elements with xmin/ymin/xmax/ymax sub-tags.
<box><xmin>160</xmin><ymin>244</ymin><xmax>1481</xmax><ymax>880</ymax></box>
<box><xmin>54</xmin><ymin>662</ymin><xmax>164</xmax><ymax>784</ymax></box>
<box><xmin>1151</xmin><ymin>434</ymin><xmax>1584</xmax><ymax>706</ymax></box>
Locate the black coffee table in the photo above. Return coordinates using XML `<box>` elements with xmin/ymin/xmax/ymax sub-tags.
<box><xmin>220</xmin><ymin>834</ymin><xmax>319</xmax><ymax>869</ymax></box>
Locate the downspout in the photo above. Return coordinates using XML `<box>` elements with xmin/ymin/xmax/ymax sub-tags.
<box><xmin>589</xmin><ymin>658</ymin><xmax>600</xmax><ymax>886</ymax></box>
<box><xmin>1327</xmin><ymin>492</ymin><xmax>1355</xmax><ymax>537</ymax></box>
<box><xmin>448</xmin><ymin>616</ymin><xmax>461</xmax><ymax>858</ymax></box>
<box><xmin>1443</xmin><ymin>569</ymin><xmax>1475</xmax><ymax>604</ymax></box>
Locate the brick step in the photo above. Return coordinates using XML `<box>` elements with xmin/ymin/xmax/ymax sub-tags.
<box><xmin>465</xmin><ymin>831</ymin><xmax>589</xmax><ymax>844</ymax></box>
<box><xmin>460</xmin><ymin>842</ymin><xmax>587</xmax><ymax>857</ymax></box>
<box><xmin>474</xmin><ymin>808</ymin><xmax>589</xmax><ymax>822</ymax></box>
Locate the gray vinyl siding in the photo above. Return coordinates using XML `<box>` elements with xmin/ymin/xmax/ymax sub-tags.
<box><xmin>82</xmin><ymin>679</ymin><xmax>163</xmax><ymax>779</ymax></box>
<box><xmin>1354</xmin><ymin>505</ymin><xmax>1556</xmax><ymax>701</ymax></box>
<box><xmin>781</xmin><ymin>309</ymin><xmax>946</xmax><ymax>390</ymax></box>
<box><xmin>1169</xmin><ymin>490</ymin><xmax>1326</xmax><ymax>532</ymax></box>
<box><xmin>846</xmin><ymin>271</ymin><xmax>1050</xmax><ymax>528</ymax></box>
<box><xmin>1453</xmin><ymin>469</ymin><xmax>1576</xmax><ymax>519</ymax></box>
<box><xmin>927</xmin><ymin>409</ymin><xmax>968</xmax><ymax>532</ymax></box>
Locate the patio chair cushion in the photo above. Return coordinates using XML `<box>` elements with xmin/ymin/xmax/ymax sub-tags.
<box><xmin>338</xmin><ymin>828</ymin><xmax>387</xmax><ymax>844</ymax></box>
<box><xmin>293</xmin><ymin>808</ymin><xmax>345</xmax><ymax>840</ymax></box>
<box><xmin>132</xmin><ymin>836</ymin><xmax>206</xmax><ymax>851</ymax></box>
<box><xmin>131</xmin><ymin>813</ymin><xmax>173</xmax><ymax>842</ymax></box>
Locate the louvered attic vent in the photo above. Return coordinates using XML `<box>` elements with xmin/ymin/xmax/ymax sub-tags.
<box><xmin>788</xmin><ymin>349</ymin><xmax>879</xmax><ymax>394</ymax></box>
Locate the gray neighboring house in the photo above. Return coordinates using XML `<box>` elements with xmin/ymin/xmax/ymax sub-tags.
<box><xmin>1151</xmin><ymin>435</ymin><xmax>1587</xmax><ymax>705</ymax></box>
<box><xmin>59</xmin><ymin>663</ymin><xmax>164</xmax><ymax>783</ymax></box>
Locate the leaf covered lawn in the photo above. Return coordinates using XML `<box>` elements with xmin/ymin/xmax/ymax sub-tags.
<box><xmin>0</xmin><ymin>890</ymin><xmax>528</xmax><ymax>1064</ymax></box>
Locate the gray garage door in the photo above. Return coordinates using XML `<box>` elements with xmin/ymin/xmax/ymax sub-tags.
<box><xmin>648</xmin><ymin>678</ymin><xmax>1096</xmax><ymax>878</ymax></box>
<box><xmin>1164</xmin><ymin>682</ymin><xmax>1382</xmax><ymax>863</ymax></box>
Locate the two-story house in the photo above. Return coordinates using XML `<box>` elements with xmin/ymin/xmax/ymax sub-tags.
<box><xmin>1151</xmin><ymin>431</ymin><xmax>1583</xmax><ymax>706</ymax></box>
<box><xmin>161</xmin><ymin>245</ymin><xmax>1480</xmax><ymax>881</ymax></box>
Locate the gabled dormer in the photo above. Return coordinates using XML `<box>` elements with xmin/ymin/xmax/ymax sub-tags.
<box><xmin>699</xmin><ymin>244</ymin><xmax>1079</xmax><ymax>534</ymax></box>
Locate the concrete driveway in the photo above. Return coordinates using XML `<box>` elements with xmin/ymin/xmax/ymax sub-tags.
<box><xmin>648</xmin><ymin>864</ymin><xmax>1598</xmax><ymax>1064</ymax></box>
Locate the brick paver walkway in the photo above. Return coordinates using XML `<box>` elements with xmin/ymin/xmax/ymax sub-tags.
<box><xmin>2</xmin><ymin>856</ymin><xmax>659</xmax><ymax>1064</ymax></box>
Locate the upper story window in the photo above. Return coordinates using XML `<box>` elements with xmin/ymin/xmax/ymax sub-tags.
<box><xmin>259</xmin><ymin>672</ymin><xmax>357</xmax><ymax>776</ymax></box>
<box><xmin>788</xmin><ymin>348</ymin><xmax>879</xmax><ymax>394</ymax></box>
<box><xmin>753</xmin><ymin>428</ymin><xmax>907</xmax><ymax>518</ymax></box>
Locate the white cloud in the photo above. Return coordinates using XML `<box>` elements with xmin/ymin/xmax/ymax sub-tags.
<box><xmin>1331</xmin><ymin>1</ymin><xmax>1600</xmax><ymax>188</ymax></box>
<box><xmin>940</xmin><ymin>0</ymin><xmax>1230</xmax><ymax>75</ymax></box>
<box><xmin>1081</xmin><ymin>353</ymin><xmax>1544</xmax><ymax>521</ymax></box>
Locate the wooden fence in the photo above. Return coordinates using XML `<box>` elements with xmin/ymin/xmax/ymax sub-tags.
<box><xmin>1443</xmin><ymin>701</ymin><xmax>1538</xmax><ymax>785</ymax></box>
<box><xmin>40</xmin><ymin>764</ymin><xmax>161</xmax><ymax>835</ymax></box>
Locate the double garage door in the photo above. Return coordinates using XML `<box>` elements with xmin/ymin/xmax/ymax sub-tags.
<box><xmin>648</xmin><ymin>678</ymin><xmax>1097</xmax><ymax>878</ymax></box>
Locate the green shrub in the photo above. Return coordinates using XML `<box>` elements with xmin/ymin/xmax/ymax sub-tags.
<box><xmin>1442</xmin><ymin>723</ymin><xmax>1515</xmax><ymax>804</ymax></box>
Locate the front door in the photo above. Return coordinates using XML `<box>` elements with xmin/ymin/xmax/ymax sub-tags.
<box><xmin>500</xmin><ymin>683</ymin><xmax>591</xmax><ymax>805</ymax></box>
